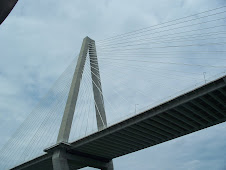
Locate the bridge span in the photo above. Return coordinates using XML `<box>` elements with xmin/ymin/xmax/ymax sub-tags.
<box><xmin>12</xmin><ymin>75</ymin><xmax>226</xmax><ymax>170</ymax></box>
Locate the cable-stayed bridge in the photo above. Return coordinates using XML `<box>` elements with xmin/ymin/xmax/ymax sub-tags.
<box><xmin>0</xmin><ymin>5</ymin><xmax>226</xmax><ymax>170</ymax></box>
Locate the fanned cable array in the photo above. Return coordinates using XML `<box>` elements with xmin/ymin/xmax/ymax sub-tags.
<box><xmin>92</xmin><ymin>5</ymin><xmax>226</xmax><ymax>125</ymax></box>
<box><xmin>0</xmin><ymin>56</ymin><xmax>79</xmax><ymax>169</ymax></box>
<box><xmin>1</xmin><ymin>5</ymin><xmax>226</xmax><ymax>170</ymax></box>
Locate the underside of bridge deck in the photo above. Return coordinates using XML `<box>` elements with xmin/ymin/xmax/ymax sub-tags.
<box><xmin>11</xmin><ymin>75</ymin><xmax>226</xmax><ymax>170</ymax></box>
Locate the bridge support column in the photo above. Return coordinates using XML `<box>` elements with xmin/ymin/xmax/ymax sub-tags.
<box><xmin>52</xmin><ymin>149</ymin><xmax>70</xmax><ymax>170</ymax></box>
<box><xmin>101</xmin><ymin>160</ymin><xmax>114</xmax><ymax>170</ymax></box>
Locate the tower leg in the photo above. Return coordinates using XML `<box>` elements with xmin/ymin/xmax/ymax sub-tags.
<box><xmin>57</xmin><ymin>37</ymin><xmax>90</xmax><ymax>143</ymax></box>
<box><xmin>52</xmin><ymin>149</ymin><xmax>70</xmax><ymax>170</ymax></box>
<box><xmin>101</xmin><ymin>160</ymin><xmax>114</xmax><ymax>170</ymax></box>
<box><xmin>89</xmin><ymin>39</ymin><xmax>107</xmax><ymax>130</ymax></box>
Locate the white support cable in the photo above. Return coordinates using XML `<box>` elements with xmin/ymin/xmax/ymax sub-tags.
<box><xmin>95</xmin><ymin>41</ymin><xmax>226</xmax><ymax>54</ymax></box>
<box><xmin>97</xmin><ymin>28</ymin><xmax>226</xmax><ymax>49</ymax></box>
<box><xmin>97</xmin><ymin>5</ymin><xmax>226</xmax><ymax>42</ymax></box>
<box><xmin>21</xmin><ymin>92</ymin><xmax>69</xmax><ymax>163</ymax></box>
<box><xmin>91</xmin><ymin>54</ymin><xmax>226</xmax><ymax>61</ymax></box>
<box><xmin>21</xmin><ymin>72</ymin><xmax>74</xmax><ymax>155</ymax></box>
<box><xmin>69</xmin><ymin>53</ymin><xmax>92</xmax><ymax>141</ymax></box>
<box><xmin>85</xmin><ymin>71</ymin><xmax>158</xmax><ymax>125</ymax></box>
<box><xmin>97</xmin><ymin>15</ymin><xmax>226</xmax><ymax>45</ymax></box>
<box><xmin>89</xmin><ymin>59</ymin><xmax>205</xmax><ymax>95</ymax></box>
<box><xmin>89</xmin><ymin>65</ymin><xmax>195</xmax><ymax>112</ymax></box>
<box><xmin>84</xmin><ymin>76</ymin><xmax>94</xmax><ymax>136</ymax></box>
<box><xmin>89</xmin><ymin>59</ymin><xmax>202</xmax><ymax>81</ymax></box>
<box><xmin>83</xmin><ymin>59</ymin><xmax>100</xmax><ymax>135</ymax></box>
<box><xmin>1</xmin><ymin>58</ymin><xmax>78</xmax><ymax>169</ymax></box>
<box><xmin>89</xmin><ymin>59</ymin><xmax>191</xmax><ymax>84</ymax></box>
<box><xmin>88</xmin><ymin>57</ymin><xmax>226</xmax><ymax>119</ymax></box>
<box><xmin>96</xmin><ymin>30</ymin><xmax>226</xmax><ymax>49</ymax></box>
<box><xmin>81</xmin><ymin>68</ymin><xmax>92</xmax><ymax>137</ymax></box>
<box><xmin>89</xmin><ymin>73</ymin><xmax>97</xmax><ymax>133</ymax></box>
<box><xmin>4</xmin><ymin>81</ymin><xmax>75</xmax><ymax>167</ymax></box>
<box><xmin>90</xmin><ymin>57</ymin><xmax>226</xmax><ymax>69</ymax></box>
<box><xmin>88</xmin><ymin>62</ymin><xmax>152</xmax><ymax>99</ymax></box>
<box><xmin>71</xmin><ymin>66</ymin><xmax>105</xmax><ymax>140</ymax></box>
<box><xmin>96</xmin><ymin>34</ymin><xmax>226</xmax><ymax>51</ymax></box>
<box><xmin>89</xmin><ymin>56</ymin><xmax>216</xmax><ymax>75</ymax></box>
<box><xmin>86</xmin><ymin>70</ymin><xmax>120</xmax><ymax>120</ymax></box>
<box><xmin>96</xmin><ymin>50</ymin><xmax>226</xmax><ymax>55</ymax></box>
<box><xmin>77</xmin><ymin>88</ymin><xmax>88</xmax><ymax>138</ymax></box>
<box><xmin>84</xmin><ymin>64</ymin><xmax>107</xmax><ymax>129</ymax></box>
<box><xmin>10</xmin><ymin>63</ymin><xmax>76</xmax><ymax>167</ymax></box>
<box><xmin>97</xmin><ymin>23</ymin><xmax>226</xmax><ymax>48</ymax></box>
<box><xmin>88</xmin><ymin>66</ymin><xmax>134</xmax><ymax>108</ymax></box>
<box><xmin>70</xmin><ymin>58</ymin><xmax>98</xmax><ymax>140</ymax></box>
<box><xmin>94</xmin><ymin>99</ymin><xmax>106</xmax><ymax>129</ymax></box>
<box><xmin>25</xmin><ymin>81</ymin><xmax>72</xmax><ymax>161</ymax></box>
<box><xmin>78</xmin><ymin>69</ymin><xmax>92</xmax><ymax>138</ymax></box>
<box><xmin>88</xmin><ymin>62</ymin><xmax>154</xmax><ymax>100</ymax></box>
<box><xmin>88</xmin><ymin>62</ymin><xmax>185</xmax><ymax>102</ymax></box>
<box><xmin>71</xmin><ymin>70</ymin><xmax>89</xmax><ymax>140</ymax></box>
<box><xmin>82</xmin><ymin>62</ymin><xmax>96</xmax><ymax>135</ymax></box>
<box><xmin>82</xmin><ymin>59</ymin><xmax>96</xmax><ymax>135</ymax></box>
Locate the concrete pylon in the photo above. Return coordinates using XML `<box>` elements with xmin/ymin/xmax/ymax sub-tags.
<box><xmin>52</xmin><ymin>37</ymin><xmax>114</xmax><ymax>170</ymax></box>
<box><xmin>57</xmin><ymin>37</ymin><xmax>90</xmax><ymax>143</ymax></box>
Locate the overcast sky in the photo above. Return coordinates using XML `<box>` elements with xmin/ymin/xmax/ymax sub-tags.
<box><xmin>0</xmin><ymin>0</ymin><xmax>226</xmax><ymax>169</ymax></box>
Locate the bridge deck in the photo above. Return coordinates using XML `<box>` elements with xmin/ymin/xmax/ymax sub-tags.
<box><xmin>70</xmin><ymin>75</ymin><xmax>226</xmax><ymax>159</ymax></box>
<box><xmin>12</xmin><ymin>76</ymin><xmax>226</xmax><ymax>169</ymax></box>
